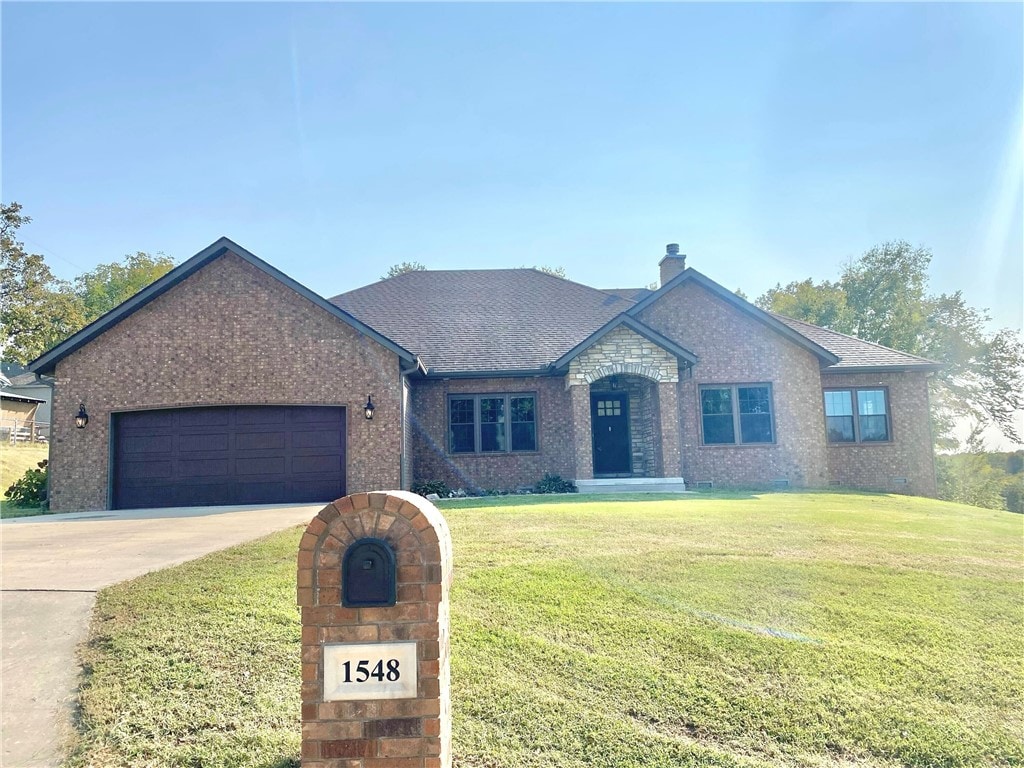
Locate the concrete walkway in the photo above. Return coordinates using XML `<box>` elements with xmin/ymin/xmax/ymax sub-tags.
<box><xmin>1</xmin><ymin>503</ymin><xmax>322</xmax><ymax>768</ymax></box>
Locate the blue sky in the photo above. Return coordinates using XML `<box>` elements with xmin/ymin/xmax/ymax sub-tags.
<box><xmin>3</xmin><ymin>2</ymin><xmax>1022</xmax><ymax>334</ymax></box>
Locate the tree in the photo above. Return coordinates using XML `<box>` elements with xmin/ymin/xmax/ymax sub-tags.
<box><xmin>935</xmin><ymin>425</ymin><xmax>1009</xmax><ymax>510</ymax></box>
<box><xmin>75</xmin><ymin>251</ymin><xmax>174</xmax><ymax>323</ymax></box>
<box><xmin>756</xmin><ymin>240</ymin><xmax>1024</xmax><ymax>448</ymax></box>
<box><xmin>1</xmin><ymin>202</ymin><xmax>177</xmax><ymax>363</ymax></box>
<box><xmin>381</xmin><ymin>261</ymin><xmax>427</xmax><ymax>280</ymax></box>
<box><xmin>755</xmin><ymin>278</ymin><xmax>854</xmax><ymax>334</ymax></box>
<box><xmin>535</xmin><ymin>265</ymin><xmax>567</xmax><ymax>279</ymax></box>
<box><xmin>0</xmin><ymin>203</ymin><xmax>83</xmax><ymax>364</ymax></box>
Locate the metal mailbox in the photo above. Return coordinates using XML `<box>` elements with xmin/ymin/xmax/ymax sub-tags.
<box><xmin>342</xmin><ymin>537</ymin><xmax>397</xmax><ymax>607</ymax></box>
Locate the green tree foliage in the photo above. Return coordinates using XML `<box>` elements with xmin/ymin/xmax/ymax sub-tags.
<box><xmin>75</xmin><ymin>251</ymin><xmax>174</xmax><ymax>324</ymax></box>
<box><xmin>381</xmin><ymin>261</ymin><xmax>427</xmax><ymax>280</ymax></box>
<box><xmin>756</xmin><ymin>240</ymin><xmax>1024</xmax><ymax>449</ymax></box>
<box><xmin>535</xmin><ymin>265</ymin><xmax>567</xmax><ymax>279</ymax></box>
<box><xmin>1</xmin><ymin>202</ymin><xmax>176</xmax><ymax>364</ymax></box>
<box><xmin>756</xmin><ymin>278</ymin><xmax>854</xmax><ymax>334</ymax></box>
<box><xmin>0</xmin><ymin>203</ymin><xmax>83</xmax><ymax>363</ymax></box>
<box><xmin>935</xmin><ymin>427</ymin><xmax>1008</xmax><ymax>510</ymax></box>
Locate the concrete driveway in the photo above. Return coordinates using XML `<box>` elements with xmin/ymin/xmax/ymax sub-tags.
<box><xmin>1</xmin><ymin>503</ymin><xmax>322</xmax><ymax>768</ymax></box>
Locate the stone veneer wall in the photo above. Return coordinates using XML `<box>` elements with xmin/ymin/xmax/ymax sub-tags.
<box><xmin>409</xmin><ymin>376</ymin><xmax>575</xmax><ymax>492</ymax></box>
<box><xmin>638</xmin><ymin>281</ymin><xmax>830</xmax><ymax>488</ymax></box>
<box><xmin>567</xmin><ymin>326</ymin><xmax>679</xmax><ymax>385</ymax></box>
<box><xmin>821</xmin><ymin>371</ymin><xmax>937</xmax><ymax>497</ymax></box>
<box><xmin>48</xmin><ymin>252</ymin><xmax>404</xmax><ymax>511</ymax></box>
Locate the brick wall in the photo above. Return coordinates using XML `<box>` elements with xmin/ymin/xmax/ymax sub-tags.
<box><xmin>298</xmin><ymin>491</ymin><xmax>453</xmax><ymax>768</ymax></box>
<box><xmin>48</xmin><ymin>252</ymin><xmax>404</xmax><ymax>511</ymax></box>
<box><xmin>821</xmin><ymin>371</ymin><xmax>937</xmax><ymax>497</ymax></box>
<box><xmin>638</xmin><ymin>281</ymin><xmax>830</xmax><ymax>488</ymax></box>
<box><xmin>409</xmin><ymin>376</ymin><xmax>574</xmax><ymax>492</ymax></box>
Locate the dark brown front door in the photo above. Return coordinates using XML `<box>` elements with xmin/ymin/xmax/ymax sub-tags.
<box><xmin>112</xmin><ymin>405</ymin><xmax>346</xmax><ymax>509</ymax></box>
<box><xmin>591</xmin><ymin>393</ymin><xmax>631</xmax><ymax>476</ymax></box>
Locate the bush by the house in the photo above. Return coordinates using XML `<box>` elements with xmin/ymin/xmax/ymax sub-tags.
<box><xmin>534</xmin><ymin>473</ymin><xmax>577</xmax><ymax>494</ymax></box>
<box><xmin>411</xmin><ymin>480</ymin><xmax>451</xmax><ymax>498</ymax></box>
<box><xmin>5</xmin><ymin>460</ymin><xmax>48</xmax><ymax>508</ymax></box>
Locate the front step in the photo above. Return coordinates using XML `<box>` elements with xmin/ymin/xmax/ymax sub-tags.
<box><xmin>575</xmin><ymin>477</ymin><xmax>688</xmax><ymax>494</ymax></box>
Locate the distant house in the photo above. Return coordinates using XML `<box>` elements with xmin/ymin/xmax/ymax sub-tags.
<box><xmin>3</xmin><ymin>371</ymin><xmax>53</xmax><ymax>424</ymax></box>
<box><xmin>0</xmin><ymin>391</ymin><xmax>47</xmax><ymax>443</ymax></box>
<box><xmin>30</xmin><ymin>238</ymin><xmax>940</xmax><ymax>512</ymax></box>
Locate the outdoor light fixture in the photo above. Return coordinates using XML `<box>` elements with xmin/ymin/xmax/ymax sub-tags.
<box><xmin>75</xmin><ymin>403</ymin><xmax>89</xmax><ymax>429</ymax></box>
<box><xmin>364</xmin><ymin>395</ymin><xmax>375</xmax><ymax>421</ymax></box>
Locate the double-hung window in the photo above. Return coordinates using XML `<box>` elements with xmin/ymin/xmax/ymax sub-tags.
<box><xmin>700</xmin><ymin>384</ymin><xmax>775</xmax><ymax>445</ymax></box>
<box><xmin>448</xmin><ymin>394</ymin><xmax>537</xmax><ymax>454</ymax></box>
<box><xmin>824</xmin><ymin>388</ymin><xmax>890</xmax><ymax>443</ymax></box>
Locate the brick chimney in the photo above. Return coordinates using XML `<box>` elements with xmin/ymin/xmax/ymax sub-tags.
<box><xmin>659</xmin><ymin>243</ymin><xmax>686</xmax><ymax>287</ymax></box>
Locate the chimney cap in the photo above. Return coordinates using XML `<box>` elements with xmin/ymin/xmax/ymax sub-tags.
<box><xmin>666</xmin><ymin>243</ymin><xmax>680</xmax><ymax>257</ymax></box>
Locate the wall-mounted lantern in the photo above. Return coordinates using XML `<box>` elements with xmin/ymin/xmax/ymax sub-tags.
<box><xmin>364</xmin><ymin>394</ymin><xmax>375</xmax><ymax>421</ymax></box>
<box><xmin>75</xmin><ymin>403</ymin><xmax>89</xmax><ymax>429</ymax></box>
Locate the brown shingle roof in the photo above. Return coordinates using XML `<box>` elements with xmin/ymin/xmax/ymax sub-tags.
<box><xmin>331</xmin><ymin>269</ymin><xmax>633</xmax><ymax>375</ymax></box>
<box><xmin>770</xmin><ymin>313</ymin><xmax>941</xmax><ymax>371</ymax></box>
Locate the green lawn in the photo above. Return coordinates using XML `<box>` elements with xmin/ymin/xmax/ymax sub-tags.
<box><xmin>0</xmin><ymin>442</ymin><xmax>48</xmax><ymax>518</ymax></box>
<box><xmin>69</xmin><ymin>492</ymin><xmax>1023</xmax><ymax>767</ymax></box>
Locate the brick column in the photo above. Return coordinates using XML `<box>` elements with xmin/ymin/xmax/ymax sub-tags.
<box><xmin>657</xmin><ymin>381</ymin><xmax>682</xmax><ymax>477</ymax></box>
<box><xmin>298</xmin><ymin>491</ymin><xmax>453</xmax><ymax>767</ymax></box>
<box><xmin>568</xmin><ymin>382</ymin><xmax>593</xmax><ymax>480</ymax></box>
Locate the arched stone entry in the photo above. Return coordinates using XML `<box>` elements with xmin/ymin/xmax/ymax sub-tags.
<box><xmin>563</xmin><ymin>323</ymin><xmax>686</xmax><ymax>482</ymax></box>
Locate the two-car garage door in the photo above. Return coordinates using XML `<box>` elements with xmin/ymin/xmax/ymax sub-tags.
<box><xmin>112</xmin><ymin>405</ymin><xmax>346</xmax><ymax>509</ymax></box>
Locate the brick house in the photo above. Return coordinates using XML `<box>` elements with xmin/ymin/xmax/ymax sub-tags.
<box><xmin>30</xmin><ymin>238</ymin><xmax>939</xmax><ymax>511</ymax></box>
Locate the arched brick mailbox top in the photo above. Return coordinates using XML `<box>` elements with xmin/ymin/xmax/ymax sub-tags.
<box><xmin>298</xmin><ymin>491</ymin><xmax>452</xmax><ymax>608</ymax></box>
<box><xmin>298</xmin><ymin>491</ymin><xmax>453</xmax><ymax>768</ymax></box>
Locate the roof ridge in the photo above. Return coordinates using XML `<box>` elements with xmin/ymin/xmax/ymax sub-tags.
<box><xmin>770</xmin><ymin>312</ymin><xmax>940</xmax><ymax>364</ymax></box>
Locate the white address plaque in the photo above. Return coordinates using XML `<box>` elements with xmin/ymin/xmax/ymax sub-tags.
<box><xmin>323</xmin><ymin>642</ymin><xmax>418</xmax><ymax>701</ymax></box>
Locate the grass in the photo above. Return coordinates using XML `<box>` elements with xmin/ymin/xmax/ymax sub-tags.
<box><xmin>0</xmin><ymin>442</ymin><xmax>48</xmax><ymax>518</ymax></box>
<box><xmin>68</xmin><ymin>492</ymin><xmax>1023</xmax><ymax>767</ymax></box>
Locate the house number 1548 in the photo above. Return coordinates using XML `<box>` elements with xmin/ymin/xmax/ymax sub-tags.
<box><xmin>340</xmin><ymin>658</ymin><xmax>401</xmax><ymax>683</ymax></box>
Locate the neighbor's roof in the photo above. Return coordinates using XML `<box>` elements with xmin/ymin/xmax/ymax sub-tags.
<box><xmin>331</xmin><ymin>270</ymin><xmax>634</xmax><ymax>375</ymax></box>
<box><xmin>770</xmin><ymin>313</ymin><xmax>942</xmax><ymax>372</ymax></box>
<box><xmin>0</xmin><ymin>391</ymin><xmax>45</xmax><ymax>404</ymax></box>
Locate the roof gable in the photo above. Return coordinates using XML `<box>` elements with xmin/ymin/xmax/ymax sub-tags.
<box><xmin>29</xmin><ymin>237</ymin><xmax>416</xmax><ymax>376</ymax></box>
<box><xmin>551</xmin><ymin>314</ymin><xmax>698</xmax><ymax>370</ymax></box>
<box><xmin>626</xmin><ymin>268</ymin><xmax>842</xmax><ymax>365</ymax></box>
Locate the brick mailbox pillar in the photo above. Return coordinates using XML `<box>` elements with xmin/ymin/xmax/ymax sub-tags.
<box><xmin>298</xmin><ymin>491</ymin><xmax>453</xmax><ymax>767</ymax></box>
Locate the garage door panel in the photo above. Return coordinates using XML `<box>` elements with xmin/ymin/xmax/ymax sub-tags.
<box><xmin>236</xmin><ymin>456</ymin><xmax>288</xmax><ymax>476</ymax></box>
<box><xmin>235</xmin><ymin>407</ymin><xmax>287</xmax><ymax>425</ymax></box>
<box><xmin>290</xmin><ymin>455</ymin><xmax>342</xmax><ymax>474</ymax></box>
<box><xmin>122</xmin><ymin>434</ymin><xmax>174</xmax><ymax>454</ymax></box>
<box><xmin>177</xmin><ymin>458</ymin><xmax>231</xmax><ymax>477</ymax></box>
<box><xmin>179</xmin><ymin>433</ymin><xmax>230</xmax><ymax>452</ymax></box>
<box><xmin>292</xmin><ymin>429</ymin><xmax>342</xmax><ymax>449</ymax></box>
<box><xmin>113</xmin><ymin>406</ymin><xmax>346</xmax><ymax>509</ymax></box>
<box><xmin>119</xmin><ymin>460</ymin><xmax>175</xmax><ymax>480</ymax></box>
<box><xmin>236</xmin><ymin>431</ymin><xmax>287</xmax><ymax>450</ymax></box>
<box><xmin>177</xmin><ymin>409</ymin><xmax>230</xmax><ymax>427</ymax></box>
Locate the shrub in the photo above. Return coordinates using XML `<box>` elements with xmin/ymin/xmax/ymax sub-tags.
<box><xmin>5</xmin><ymin>460</ymin><xmax>48</xmax><ymax>508</ymax></box>
<box><xmin>533</xmin><ymin>473</ymin><xmax>577</xmax><ymax>494</ymax></box>
<box><xmin>411</xmin><ymin>480</ymin><xmax>451</xmax><ymax>498</ymax></box>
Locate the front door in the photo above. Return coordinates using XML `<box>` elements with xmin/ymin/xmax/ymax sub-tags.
<box><xmin>591</xmin><ymin>393</ymin><xmax>631</xmax><ymax>476</ymax></box>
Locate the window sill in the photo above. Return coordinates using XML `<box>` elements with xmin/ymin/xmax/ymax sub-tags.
<box><xmin>698</xmin><ymin>443</ymin><xmax>777</xmax><ymax>449</ymax></box>
<box><xmin>827</xmin><ymin>441</ymin><xmax>893</xmax><ymax>447</ymax></box>
<box><xmin>448</xmin><ymin>451</ymin><xmax>541</xmax><ymax>458</ymax></box>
